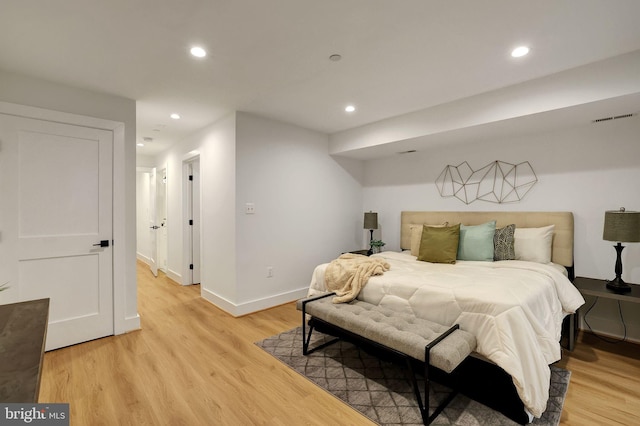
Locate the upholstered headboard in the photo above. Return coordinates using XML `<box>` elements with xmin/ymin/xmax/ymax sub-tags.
<box><xmin>400</xmin><ymin>211</ymin><xmax>574</xmax><ymax>267</ymax></box>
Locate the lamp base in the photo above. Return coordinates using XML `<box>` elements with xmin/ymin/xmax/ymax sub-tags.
<box><xmin>607</xmin><ymin>243</ymin><xmax>631</xmax><ymax>293</ymax></box>
<box><xmin>606</xmin><ymin>277</ymin><xmax>632</xmax><ymax>293</ymax></box>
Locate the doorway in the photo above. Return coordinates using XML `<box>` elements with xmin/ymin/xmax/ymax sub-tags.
<box><xmin>156</xmin><ymin>168</ymin><xmax>168</xmax><ymax>273</ymax></box>
<box><xmin>183</xmin><ymin>156</ymin><xmax>201</xmax><ymax>285</ymax></box>
<box><xmin>135</xmin><ymin>167</ymin><xmax>168</xmax><ymax>277</ymax></box>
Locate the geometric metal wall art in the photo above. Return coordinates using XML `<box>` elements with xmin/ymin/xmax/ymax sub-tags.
<box><xmin>435</xmin><ymin>161</ymin><xmax>538</xmax><ymax>204</ymax></box>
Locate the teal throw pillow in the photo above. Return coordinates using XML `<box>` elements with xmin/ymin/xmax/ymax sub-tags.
<box><xmin>457</xmin><ymin>220</ymin><xmax>496</xmax><ymax>261</ymax></box>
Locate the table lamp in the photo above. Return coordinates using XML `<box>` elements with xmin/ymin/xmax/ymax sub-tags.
<box><xmin>603</xmin><ymin>207</ymin><xmax>640</xmax><ymax>293</ymax></box>
<box><xmin>364</xmin><ymin>212</ymin><xmax>378</xmax><ymax>255</ymax></box>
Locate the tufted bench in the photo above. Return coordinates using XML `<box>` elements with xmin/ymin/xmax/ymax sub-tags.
<box><xmin>297</xmin><ymin>292</ymin><xmax>477</xmax><ymax>425</ymax></box>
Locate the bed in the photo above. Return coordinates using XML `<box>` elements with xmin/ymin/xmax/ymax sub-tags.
<box><xmin>307</xmin><ymin>211</ymin><xmax>585</xmax><ymax>421</ymax></box>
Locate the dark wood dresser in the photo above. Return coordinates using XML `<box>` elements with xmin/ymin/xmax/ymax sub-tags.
<box><xmin>0</xmin><ymin>298</ymin><xmax>50</xmax><ymax>402</ymax></box>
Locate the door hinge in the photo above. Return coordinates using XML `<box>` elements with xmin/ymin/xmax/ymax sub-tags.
<box><xmin>188</xmin><ymin>175</ymin><xmax>193</xmax><ymax>181</ymax></box>
<box><xmin>189</xmin><ymin>264</ymin><xmax>194</xmax><ymax>270</ymax></box>
<box><xmin>189</xmin><ymin>219</ymin><xmax>193</xmax><ymax>225</ymax></box>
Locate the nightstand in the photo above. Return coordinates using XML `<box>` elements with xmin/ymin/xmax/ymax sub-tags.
<box><xmin>347</xmin><ymin>249</ymin><xmax>371</xmax><ymax>256</ymax></box>
<box><xmin>573</xmin><ymin>277</ymin><xmax>640</xmax><ymax>343</ymax></box>
<box><xmin>574</xmin><ymin>276</ymin><xmax>640</xmax><ymax>303</ymax></box>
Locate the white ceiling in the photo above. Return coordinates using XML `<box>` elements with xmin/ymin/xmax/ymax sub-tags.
<box><xmin>2</xmin><ymin>1</ymin><xmax>640</xmax><ymax>156</ymax></box>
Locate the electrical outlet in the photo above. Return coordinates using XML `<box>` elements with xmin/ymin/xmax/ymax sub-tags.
<box><xmin>245</xmin><ymin>203</ymin><xmax>255</xmax><ymax>214</ymax></box>
<box><xmin>267</xmin><ymin>266</ymin><xmax>273</xmax><ymax>278</ymax></box>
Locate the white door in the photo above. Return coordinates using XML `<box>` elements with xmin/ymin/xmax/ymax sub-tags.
<box><xmin>191</xmin><ymin>161</ymin><xmax>201</xmax><ymax>284</ymax></box>
<box><xmin>0</xmin><ymin>113</ymin><xmax>114</xmax><ymax>351</ymax></box>
<box><xmin>157</xmin><ymin>168</ymin><xmax>168</xmax><ymax>272</ymax></box>
<box><xmin>183</xmin><ymin>160</ymin><xmax>201</xmax><ymax>285</ymax></box>
<box><xmin>148</xmin><ymin>168</ymin><xmax>158</xmax><ymax>277</ymax></box>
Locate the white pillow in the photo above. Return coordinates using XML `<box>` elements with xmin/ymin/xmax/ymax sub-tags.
<box><xmin>409</xmin><ymin>224</ymin><xmax>423</xmax><ymax>256</ymax></box>
<box><xmin>514</xmin><ymin>225</ymin><xmax>555</xmax><ymax>263</ymax></box>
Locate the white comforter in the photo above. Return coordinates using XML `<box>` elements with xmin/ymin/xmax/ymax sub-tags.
<box><xmin>307</xmin><ymin>251</ymin><xmax>585</xmax><ymax>418</ymax></box>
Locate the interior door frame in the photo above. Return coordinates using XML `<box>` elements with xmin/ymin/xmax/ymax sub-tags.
<box><xmin>0</xmin><ymin>100</ymin><xmax>135</xmax><ymax>335</ymax></box>
<box><xmin>182</xmin><ymin>152</ymin><xmax>201</xmax><ymax>285</ymax></box>
<box><xmin>149</xmin><ymin>167</ymin><xmax>158</xmax><ymax>277</ymax></box>
<box><xmin>156</xmin><ymin>166</ymin><xmax>168</xmax><ymax>273</ymax></box>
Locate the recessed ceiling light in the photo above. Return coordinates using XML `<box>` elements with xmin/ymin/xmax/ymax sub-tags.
<box><xmin>170</xmin><ymin>113</ymin><xmax>181</xmax><ymax>120</ymax></box>
<box><xmin>345</xmin><ymin>105</ymin><xmax>356</xmax><ymax>113</ymax></box>
<box><xmin>329</xmin><ymin>54</ymin><xmax>342</xmax><ymax>62</ymax></box>
<box><xmin>511</xmin><ymin>46</ymin><xmax>530</xmax><ymax>58</ymax></box>
<box><xmin>137</xmin><ymin>142</ymin><xmax>144</xmax><ymax>147</ymax></box>
<box><xmin>190</xmin><ymin>46</ymin><xmax>206</xmax><ymax>58</ymax></box>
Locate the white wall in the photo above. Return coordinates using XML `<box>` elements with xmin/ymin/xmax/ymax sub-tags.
<box><xmin>198</xmin><ymin>114</ymin><xmax>238</xmax><ymax>306</ymax></box>
<box><xmin>362</xmin><ymin>116</ymin><xmax>640</xmax><ymax>341</ymax></box>
<box><xmin>155</xmin><ymin>113</ymin><xmax>237</xmax><ymax>295</ymax></box>
<box><xmin>0</xmin><ymin>68</ymin><xmax>139</xmax><ymax>334</ymax></box>
<box><xmin>235</xmin><ymin>112</ymin><xmax>364</xmax><ymax>313</ymax></box>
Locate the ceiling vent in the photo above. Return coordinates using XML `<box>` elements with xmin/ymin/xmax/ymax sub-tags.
<box><xmin>592</xmin><ymin>113</ymin><xmax>635</xmax><ymax>124</ymax></box>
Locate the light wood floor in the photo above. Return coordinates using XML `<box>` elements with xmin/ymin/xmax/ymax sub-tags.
<box><xmin>40</xmin><ymin>261</ymin><xmax>640</xmax><ymax>425</ymax></box>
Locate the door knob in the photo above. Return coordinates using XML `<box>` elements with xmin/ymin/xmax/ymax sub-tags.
<box><xmin>93</xmin><ymin>240</ymin><xmax>109</xmax><ymax>247</ymax></box>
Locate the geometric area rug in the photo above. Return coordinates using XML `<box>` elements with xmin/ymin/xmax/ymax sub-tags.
<box><xmin>256</xmin><ymin>327</ymin><xmax>570</xmax><ymax>426</ymax></box>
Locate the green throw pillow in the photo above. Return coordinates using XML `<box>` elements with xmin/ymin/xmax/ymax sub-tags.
<box><xmin>417</xmin><ymin>223</ymin><xmax>460</xmax><ymax>264</ymax></box>
<box><xmin>457</xmin><ymin>220</ymin><xmax>497</xmax><ymax>261</ymax></box>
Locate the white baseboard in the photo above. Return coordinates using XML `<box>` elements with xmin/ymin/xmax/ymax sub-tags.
<box><xmin>201</xmin><ymin>287</ymin><xmax>309</xmax><ymax>317</ymax></box>
<box><xmin>201</xmin><ymin>289</ymin><xmax>237</xmax><ymax>315</ymax></box>
<box><xmin>137</xmin><ymin>257</ymin><xmax>181</xmax><ymax>284</ymax></box>
<box><xmin>166</xmin><ymin>269</ymin><xmax>182</xmax><ymax>283</ymax></box>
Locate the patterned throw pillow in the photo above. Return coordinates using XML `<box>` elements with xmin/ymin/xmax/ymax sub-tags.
<box><xmin>494</xmin><ymin>224</ymin><xmax>516</xmax><ymax>261</ymax></box>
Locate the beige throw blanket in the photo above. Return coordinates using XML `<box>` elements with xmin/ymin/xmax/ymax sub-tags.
<box><xmin>325</xmin><ymin>253</ymin><xmax>390</xmax><ymax>303</ymax></box>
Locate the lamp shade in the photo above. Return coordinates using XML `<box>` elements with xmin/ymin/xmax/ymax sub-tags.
<box><xmin>603</xmin><ymin>209</ymin><xmax>640</xmax><ymax>242</ymax></box>
<box><xmin>364</xmin><ymin>212</ymin><xmax>378</xmax><ymax>230</ymax></box>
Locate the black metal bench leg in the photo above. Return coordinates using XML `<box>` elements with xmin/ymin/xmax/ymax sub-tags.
<box><xmin>407</xmin><ymin>357</ymin><xmax>460</xmax><ymax>425</ymax></box>
<box><xmin>302</xmin><ymin>319</ymin><xmax>314</xmax><ymax>355</ymax></box>
<box><xmin>406</xmin><ymin>358</ymin><xmax>429</xmax><ymax>424</ymax></box>
<box><xmin>301</xmin><ymin>293</ymin><xmax>340</xmax><ymax>355</ymax></box>
<box><xmin>302</xmin><ymin>321</ymin><xmax>340</xmax><ymax>355</ymax></box>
